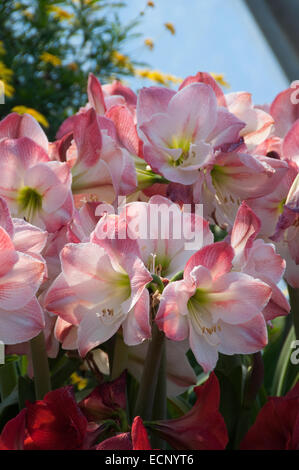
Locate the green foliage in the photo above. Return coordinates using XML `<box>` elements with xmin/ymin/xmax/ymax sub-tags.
<box><xmin>0</xmin><ymin>0</ymin><xmax>144</xmax><ymax>138</ymax></box>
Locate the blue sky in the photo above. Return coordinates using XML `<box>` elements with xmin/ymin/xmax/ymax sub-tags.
<box><xmin>119</xmin><ymin>0</ymin><xmax>289</xmax><ymax>105</ymax></box>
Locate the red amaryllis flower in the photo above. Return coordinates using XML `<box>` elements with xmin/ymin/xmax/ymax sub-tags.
<box><xmin>79</xmin><ymin>371</ymin><xmax>126</xmax><ymax>422</ymax></box>
<box><xmin>0</xmin><ymin>387</ymin><xmax>99</xmax><ymax>450</ymax></box>
<box><xmin>241</xmin><ymin>382</ymin><xmax>299</xmax><ymax>450</ymax></box>
<box><xmin>149</xmin><ymin>372</ymin><xmax>228</xmax><ymax>450</ymax></box>
<box><xmin>96</xmin><ymin>416</ymin><xmax>152</xmax><ymax>450</ymax></box>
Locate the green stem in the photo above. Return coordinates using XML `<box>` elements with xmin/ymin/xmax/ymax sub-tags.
<box><xmin>134</xmin><ymin>323</ymin><xmax>165</xmax><ymax>420</ymax></box>
<box><xmin>111</xmin><ymin>334</ymin><xmax>128</xmax><ymax>380</ymax></box>
<box><xmin>30</xmin><ymin>332</ymin><xmax>51</xmax><ymax>400</ymax></box>
<box><xmin>151</xmin><ymin>341</ymin><xmax>167</xmax><ymax>449</ymax></box>
<box><xmin>288</xmin><ymin>284</ymin><xmax>299</xmax><ymax>340</ymax></box>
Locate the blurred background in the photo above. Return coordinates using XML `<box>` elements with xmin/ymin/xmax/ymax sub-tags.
<box><xmin>0</xmin><ymin>0</ymin><xmax>298</xmax><ymax>138</ymax></box>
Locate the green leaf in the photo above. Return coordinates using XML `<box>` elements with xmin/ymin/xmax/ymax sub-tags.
<box><xmin>272</xmin><ymin>326</ymin><xmax>296</xmax><ymax>396</ymax></box>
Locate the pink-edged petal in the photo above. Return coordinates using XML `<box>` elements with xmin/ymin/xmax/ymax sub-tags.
<box><xmin>77</xmin><ymin>309</ymin><xmax>125</xmax><ymax>357</ymax></box>
<box><xmin>209</xmin><ymin>272</ymin><xmax>272</xmax><ymax>325</ymax></box>
<box><xmin>0</xmin><ymin>297</ymin><xmax>45</xmax><ymax>344</ymax></box>
<box><xmin>282</xmin><ymin>120</ymin><xmax>299</xmax><ymax>166</ymax></box>
<box><xmin>262</xmin><ymin>282</ymin><xmax>290</xmax><ymax>321</ymax></box>
<box><xmin>137</xmin><ymin>86</ymin><xmax>175</xmax><ymax>127</ymax></box>
<box><xmin>118</xmin><ymin>149</ymin><xmax>137</xmax><ymax>195</ymax></box>
<box><xmin>0</xmin><ymin>226</ymin><xmax>18</xmax><ymax>276</ymax></box>
<box><xmin>87</xmin><ymin>73</ymin><xmax>106</xmax><ymax>115</ymax></box>
<box><xmin>60</xmin><ymin>242</ymin><xmax>127</xmax><ymax>305</ymax></box>
<box><xmin>44</xmin><ymin>273</ymin><xmax>87</xmax><ymax>326</ymax></box>
<box><xmin>0</xmin><ymin>112</ymin><xmax>48</xmax><ymax>152</ymax></box>
<box><xmin>167</xmin><ymin>83</ymin><xmax>218</xmax><ymax>141</ymax></box>
<box><xmin>12</xmin><ymin>218</ymin><xmax>47</xmax><ymax>254</ymax></box>
<box><xmin>243</xmin><ymin>239</ymin><xmax>286</xmax><ymax>284</ymax></box>
<box><xmin>217</xmin><ymin>313</ymin><xmax>268</xmax><ymax>355</ymax></box>
<box><xmin>189</xmin><ymin>326</ymin><xmax>219</xmax><ymax>373</ymax></box>
<box><xmin>184</xmin><ymin>242</ymin><xmax>234</xmax><ymax>283</ymax></box>
<box><xmin>103</xmin><ymin>80</ymin><xmax>137</xmax><ymax>107</ymax></box>
<box><xmin>270</xmin><ymin>87</ymin><xmax>299</xmax><ymax>138</ymax></box>
<box><xmin>231</xmin><ymin>202</ymin><xmax>260</xmax><ymax>267</ymax></box>
<box><xmin>179</xmin><ymin>71</ymin><xmax>226</xmax><ymax>106</ymax></box>
<box><xmin>122</xmin><ymin>288</ymin><xmax>150</xmax><ymax>346</ymax></box>
<box><xmin>208</xmin><ymin>107</ymin><xmax>245</xmax><ymax>150</ymax></box>
<box><xmin>212</xmin><ymin>152</ymin><xmax>288</xmax><ymax>200</ymax></box>
<box><xmin>54</xmin><ymin>317</ymin><xmax>78</xmax><ymax>350</ymax></box>
<box><xmin>0</xmin><ymin>252</ymin><xmax>45</xmax><ymax>310</ymax></box>
<box><xmin>106</xmin><ymin>105</ymin><xmax>140</xmax><ymax>156</ymax></box>
<box><xmin>156</xmin><ymin>280</ymin><xmax>190</xmax><ymax>341</ymax></box>
<box><xmin>73</xmin><ymin>108</ymin><xmax>102</xmax><ymax>167</ymax></box>
<box><xmin>91</xmin><ymin>214</ymin><xmax>143</xmax><ymax>266</ymax></box>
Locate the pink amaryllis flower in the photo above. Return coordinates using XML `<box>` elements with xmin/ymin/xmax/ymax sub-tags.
<box><xmin>137</xmin><ymin>82</ymin><xmax>245</xmax><ymax>185</ymax></box>
<box><xmin>230</xmin><ymin>202</ymin><xmax>290</xmax><ymax>321</ymax></box>
<box><xmin>0</xmin><ymin>112</ymin><xmax>48</xmax><ymax>153</ymax></box>
<box><xmin>119</xmin><ymin>195</ymin><xmax>213</xmax><ymax>279</ymax></box>
<box><xmin>197</xmin><ymin>150</ymin><xmax>289</xmax><ymax>228</ymax></box>
<box><xmin>149</xmin><ymin>373</ymin><xmax>228</xmax><ymax>450</ymax></box>
<box><xmin>44</xmin><ymin>214</ymin><xmax>152</xmax><ymax>357</ymax></box>
<box><xmin>156</xmin><ymin>242</ymin><xmax>271</xmax><ymax>372</ymax></box>
<box><xmin>270</xmin><ymin>84</ymin><xmax>299</xmax><ymax>138</ymax></box>
<box><xmin>224</xmin><ymin>92</ymin><xmax>274</xmax><ymax>151</ymax></box>
<box><xmin>0</xmin><ymin>204</ymin><xmax>46</xmax><ymax>344</ymax></box>
<box><xmin>0</xmin><ymin>137</ymin><xmax>73</xmax><ymax>231</ymax></box>
<box><xmin>61</xmin><ymin>108</ymin><xmax>136</xmax><ymax>203</ymax></box>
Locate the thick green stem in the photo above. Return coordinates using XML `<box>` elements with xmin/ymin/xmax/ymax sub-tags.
<box><xmin>288</xmin><ymin>284</ymin><xmax>299</xmax><ymax>340</ymax></box>
<box><xmin>134</xmin><ymin>323</ymin><xmax>165</xmax><ymax>420</ymax></box>
<box><xmin>30</xmin><ymin>332</ymin><xmax>51</xmax><ymax>400</ymax></box>
<box><xmin>111</xmin><ymin>334</ymin><xmax>128</xmax><ymax>380</ymax></box>
<box><xmin>151</xmin><ymin>341</ymin><xmax>167</xmax><ymax>449</ymax></box>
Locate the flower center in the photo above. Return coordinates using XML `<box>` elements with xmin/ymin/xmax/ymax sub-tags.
<box><xmin>187</xmin><ymin>289</ymin><xmax>220</xmax><ymax>336</ymax></box>
<box><xmin>169</xmin><ymin>136</ymin><xmax>191</xmax><ymax>167</ymax></box>
<box><xmin>17</xmin><ymin>186</ymin><xmax>43</xmax><ymax>221</ymax></box>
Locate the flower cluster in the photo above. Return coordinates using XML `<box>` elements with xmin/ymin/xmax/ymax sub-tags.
<box><xmin>0</xmin><ymin>71</ymin><xmax>298</xmax><ymax>450</ymax></box>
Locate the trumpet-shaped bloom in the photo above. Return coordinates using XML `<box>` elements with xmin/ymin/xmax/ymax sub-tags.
<box><xmin>44</xmin><ymin>215</ymin><xmax>152</xmax><ymax>356</ymax></box>
<box><xmin>119</xmin><ymin>195</ymin><xmax>213</xmax><ymax>279</ymax></box>
<box><xmin>156</xmin><ymin>242</ymin><xmax>271</xmax><ymax>372</ymax></box>
<box><xmin>137</xmin><ymin>83</ymin><xmax>245</xmax><ymax>185</ymax></box>
<box><xmin>230</xmin><ymin>202</ymin><xmax>290</xmax><ymax>321</ymax></box>
<box><xmin>65</xmin><ymin>108</ymin><xmax>136</xmax><ymax>203</ymax></box>
<box><xmin>0</xmin><ymin>137</ymin><xmax>73</xmax><ymax>231</ymax></box>
<box><xmin>0</xmin><ymin>220</ymin><xmax>46</xmax><ymax>343</ymax></box>
<box><xmin>199</xmin><ymin>151</ymin><xmax>289</xmax><ymax>227</ymax></box>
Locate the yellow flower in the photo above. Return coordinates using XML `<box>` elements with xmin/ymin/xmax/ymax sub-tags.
<box><xmin>111</xmin><ymin>51</ymin><xmax>134</xmax><ymax>72</ymax></box>
<box><xmin>144</xmin><ymin>38</ymin><xmax>154</xmax><ymax>50</ymax></box>
<box><xmin>211</xmin><ymin>73</ymin><xmax>230</xmax><ymax>88</ymax></box>
<box><xmin>12</xmin><ymin>106</ymin><xmax>49</xmax><ymax>128</ymax></box>
<box><xmin>147</xmin><ymin>1</ymin><xmax>155</xmax><ymax>7</ymax></box>
<box><xmin>135</xmin><ymin>68</ymin><xmax>182</xmax><ymax>86</ymax></box>
<box><xmin>23</xmin><ymin>10</ymin><xmax>34</xmax><ymax>20</ymax></box>
<box><xmin>70</xmin><ymin>372</ymin><xmax>88</xmax><ymax>391</ymax></box>
<box><xmin>48</xmin><ymin>5</ymin><xmax>74</xmax><ymax>21</ymax></box>
<box><xmin>164</xmin><ymin>22</ymin><xmax>176</xmax><ymax>35</ymax></box>
<box><xmin>0</xmin><ymin>61</ymin><xmax>14</xmax><ymax>97</ymax></box>
<box><xmin>40</xmin><ymin>52</ymin><xmax>62</xmax><ymax>67</ymax></box>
